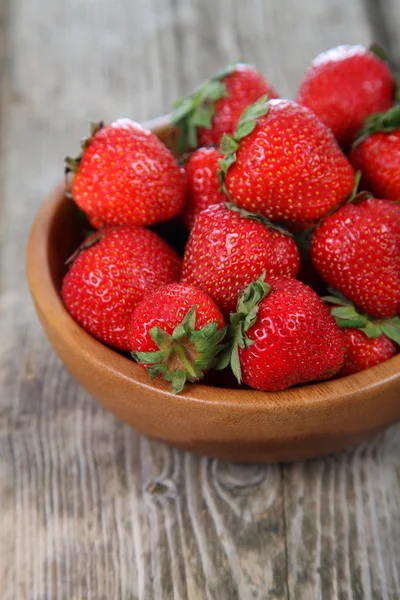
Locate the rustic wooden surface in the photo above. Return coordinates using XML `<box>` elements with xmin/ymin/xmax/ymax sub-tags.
<box><xmin>1</xmin><ymin>0</ymin><xmax>400</xmax><ymax>598</ymax></box>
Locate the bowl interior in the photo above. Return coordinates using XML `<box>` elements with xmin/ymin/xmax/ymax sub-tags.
<box><xmin>25</xmin><ymin>120</ymin><xmax>400</xmax><ymax>461</ymax></box>
<box><xmin>28</xmin><ymin>114</ymin><xmax>400</xmax><ymax>405</ymax></box>
<box><xmin>43</xmin><ymin>179</ymin><xmax>400</xmax><ymax>403</ymax></box>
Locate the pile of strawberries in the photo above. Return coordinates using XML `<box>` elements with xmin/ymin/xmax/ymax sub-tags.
<box><xmin>62</xmin><ymin>44</ymin><xmax>400</xmax><ymax>394</ymax></box>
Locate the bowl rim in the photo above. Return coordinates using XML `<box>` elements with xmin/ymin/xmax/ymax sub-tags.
<box><xmin>26</xmin><ymin>130</ymin><xmax>400</xmax><ymax>414</ymax></box>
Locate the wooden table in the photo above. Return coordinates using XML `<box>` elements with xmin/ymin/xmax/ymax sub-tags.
<box><xmin>1</xmin><ymin>1</ymin><xmax>400</xmax><ymax>598</ymax></box>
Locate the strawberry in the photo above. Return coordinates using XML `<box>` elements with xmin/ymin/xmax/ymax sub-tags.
<box><xmin>62</xmin><ymin>226</ymin><xmax>181</xmax><ymax>351</ymax></box>
<box><xmin>218</xmin><ymin>97</ymin><xmax>355</xmax><ymax>227</ymax></box>
<box><xmin>340</xmin><ymin>330</ymin><xmax>397</xmax><ymax>376</ymax></box>
<box><xmin>311</xmin><ymin>198</ymin><xmax>400</xmax><ymax>319</ymax></box>
<box><xmin>183</xmin><ymin>147</ymin><xmax>225</xmax><ymax>229</ymax></box>
<box><xmin>65</xmin><ymin>119</ymin><xmax>186</xmax><ymax>229</ymax></box>
<box><xmin>350</xmin><ymin>105</ymin><xmax>400</xmax><ymax>201</ymax></box>
<box><xmin>131</xmin><ymin>283</ymin><xmax>226</xmax><ymax>393</ymax></box>
<box><xmin>218</xmin><ymin>275</ymin><xmax>345</xmax><ymax>391</ymax></box>
<box><xmin>296</xmin><ymin>44</ymin><xmax>395</xmax><ymax>147</ymax></box>
<box><xmin>171</xmin><ymin>63</ymin><xmax>278</xmax><ymax>153</ymax></box>
<box><xmin>181</xmin><ymin>203</ymin><xmax>300</xmax><ymax>315</ymax></box>
<box><xmin>323</xmin><ymin>289</ymin><xmax>399</xmax><ymax>376</ymax></box>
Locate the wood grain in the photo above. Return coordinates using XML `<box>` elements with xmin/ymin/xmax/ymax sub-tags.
<box><xmin>364</xmin><ymin>0</ymin><xmax>400</xmax><ymax>71</ymax></box>
<box><xmin>1</xmin><ymin>0</ymin><xmax>400</xmax><ymax>598</ymax></box>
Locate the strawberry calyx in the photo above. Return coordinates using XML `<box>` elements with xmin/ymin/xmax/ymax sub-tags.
<box><xmin>217</xmin><ymin>94</ymin><xmax>270</xmax><ymax>192</ymax></box>
<box><xmin>132</xmin><ymin>305</ymin><xmax>227</xmax><ymax>394</ymax></box>
<box><xmin>216</xmin><ymin>274</ymin><xmax>271</xmax><ymax>384</ymax></box>
<box><xmin>171</xmin><ymin>64</ymin><xmax>238</xmax><ymax>154</ymax></box>
<box><xmin>323</xmin><ymin>288</ymin><xmax>400</xmax><ymax>344</ymax></box>
<box><xmin>224</xmin><ymin>202</ymin><xmax>293</xmax><ymax>236</ymax></box>
<box><xmin>352</xmin><ymin>104</ymin><xmax>400</xmax><ymax>149</ymax></box>
<box><xmin>369</xmin><ymin>42</ymin><xmax>390</xmax><ymax>63</ymax></box>
<box><xmin>65</xmin><ymin>121</ymin><xmax>104</xmax><ymax>174</ymax></box>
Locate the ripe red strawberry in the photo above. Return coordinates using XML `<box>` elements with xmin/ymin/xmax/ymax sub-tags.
<box><xmin>218</xmin><ymin>98</ymin><xmax>355</xmax><ymax>227</ymax></box>
<box><xmin>218</xmin><ymin>276</ymin><xmax>345</xmax><ymax>391</ymax></box>
<box><xmin>183</xmin><ymin>147</ymin><xmax>225</xmax><ymax>229</ymax></box>
<box><xmin>311</xmin><ymin>198</ymin><xmax>400</xmax><ymax>318</ymax></box>
<box><xmin>296</xmin><ymin>45</ymin><xmax>395</xmax><ymax>146</ymax></box>
<box><xmin>350</xmin><ymin>105</ymin><xmax>400</xmax><ymax>201</ymax></box>
<box><xmin>66</xmin><ymin>119</ymin><xmax>186</xmax><ymax>229</ymax></box>
<box><xmin>171</xmin><ymin>63</ymin><xmax>278</xmax><ymax>153</ymax></box>
<box><xmin>131</xmin><ymin>283</ymin><xmax>226</xmax><ymax>393</ymax></box>
<box><xmin>323</xmin><ymin>290</ymin><xmax>399</xmax><ymax>376</ymax></box>
<box><xmin>340</xmin><ymin>330</ymin><xmax>397</xmax><ymax>376</ymax></box>
<box><xmin>181</xmin><ymin>203</ymin><xmax>300</xmax><ymax>315</ymax></box>
<box><xmin>62</xmin><ymin>226</ymin><xmax>181</xmax><ymax>351</ymax></box>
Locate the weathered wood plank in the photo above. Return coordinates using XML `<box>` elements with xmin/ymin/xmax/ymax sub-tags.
<box><xmin>365</xmin><ymin>0</ymin><xmax>400</xmax><ymax>71</ymax></box>
<box><xmin>0</xmin><ymin>1</ymin><xmax>399</xmax><ymax>599</ymax></box>
<box><xmin>284</xmin><ymin>430</ymin><xmax>400</xmax><ymax>600</ymax></box>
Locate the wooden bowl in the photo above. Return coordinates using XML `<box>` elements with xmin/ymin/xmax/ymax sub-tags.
<box><xmin>26</xmin><ymin>118</ymin><xmax>400</xmax><ymax>463</ymax></box>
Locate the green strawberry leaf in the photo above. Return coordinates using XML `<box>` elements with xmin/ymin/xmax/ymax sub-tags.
<box><xmin>220</xmin><ymin>134</ymin><xmax>240</xmax><ymax>156</ymax></box>
<box><xmin>234</xmin><ymin>119</ymin><xmax>257</xmax><ymax>141</ymax></box>
<box><xmin>322</xmin><ymin>296</ymin><xmax>351</xmax><ymax>307</ymax></box>
<box><xmin>187</xmin><ymin>123</ymin><xmax>199</xmax><ymax>153</ymax></box>
<box><xmin>236</xmin><ymin>274</ymin><xmax>271</xmax><ymax>318</ymax></box>
<box><xmin>333</xmin><ymin>316</ymin><xmax>360</xmax><ymax>329</ymax></box>
<box><xmin>217</xmin><ymin>156</ymin><xmax>237</xmax><ymax>193</ymax></box>
<box><xmin>324</xmin><ymin>293</ymin><xmax>375</xmax><ymax>330</ymax></box>
<box><xmin>200</xmin><ymin>79</ymin><xmax>227</xmax><ymax>103</ymax></box>
<box><xmin>191</xmin><ymin>321</ymin><xmax>217</xmax><ymax>339</ymax></box>
<box><xmin>171</xmin><ymin>370</ymin><xmax>187</xmax><ymax>395</ymax></box>
<box><xmin>369</xmin><ymin>42</ymin><xmax>390</xmax><ymax>63</ymax></box>
<box><xmin>233</xmin><ymin>94</ymin><xmax>270</xmax><ymax>138</ymax></box>
<box><xmin>380</xmin><ymin>317</ymin><xmax>400</xmax><ymax>345</ymax></box>
<box><xmin>360</xmin><ymin>322</ymin><xmax>383</xmax><ymax>339</ymax></box>
<box><xmin>149</xmin><ymin>326</ymin><xmax>172</xmax><ymax>348</ymax></box>
<box><xmin>217</xmin><ymin>157</ymin><xmax>236</xmax><ymax>198</ymax></box>
<box><xmin>132</xmin><ymin>349</ymin><xmax>167</xmax><ymax>364</ymax></box>
<box><xmin>322</xmin><ymin>288</ymin><xmax>354</xmax><ymax>307</ymax></box>
<box><xmin>215</xmin><ymin>343</ymin><xmax>233</xmax><ymax>371</ymax></box>
<box><xmin>230</xmin><ymin>343</ymin><xmax>242</xmax><ymax>384</ymax></box>
<box><xmin>172</xmin><ymin>305</ymin><xmax>197</xmax><ymax>340</ymax></box>
<box><xmin>380</xmin><ymin>104</ymin><xmax>400</xmax><ymax>129</ymax></box>
<box><xmin>146</xmin><ymin>364</ymin><xmax>165</xmax><ymax>380</ymax></box>
<box><xmin>216</xmin><ymin>274</ymin><xmax>271</xmax><ymax>382</ymax></box>
<box><xmin>353</xmin><ymin>104</ymin><xmax>400</xmax><ymax>148</ymax></box>
<box><xmin>171</xmin><ymin>97</ymin><xmax>194</xmax><ymax>122</ymax></box>
<box><xmin>217</xmin><ymin>94</ymin><xmax>270</xmax><ymax>190</ymax></box>
<box><xmin>192</xmin><ymin>106</ymin><xmax>214</xmax><ymax>129</ymax></box>
<box><xmin>324</xmin><ymin>291</ymin><xmax>400</xmax><ymax>342</ymax></box>
<box><xmin>171</xmin><ymin>64</ymin><xmax>238</xmax><ymax>153</ymax></box>
<box><xmin>330</xmin><ymin>306</ymin><xmax>368</xmax><ymax>328</ymax></box>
